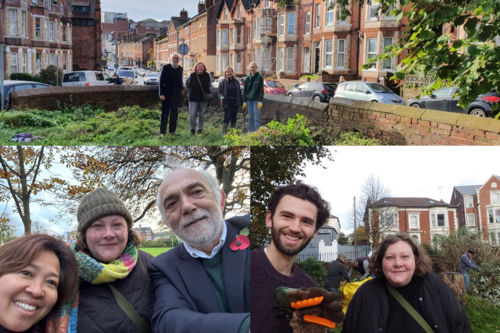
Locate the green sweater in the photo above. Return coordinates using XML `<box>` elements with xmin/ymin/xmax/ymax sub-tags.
<box><xmin>201</xmin><ymin>251</ymin><xmax>250</xmax><ymax>333</ymax></box>
<box><xmin>243</xmin><ymin>72</ymin><xmax>264</xmax><ymax>102</ymax></box>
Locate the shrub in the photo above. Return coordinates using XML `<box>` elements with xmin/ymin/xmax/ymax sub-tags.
<box><xmin>38</xmin><ymin>65</ymin><xmax>63</xmax><ymax>86</ymax></box>
<box><xmin>469</xmin><ymin>262</ymin><xmax>500</xmax><ymax>306</ymax></box>
<box><xmin>296</xmin><ymin>257</ymin><xmax>327</xmax><ymax>287</ymax></box>
<box><xmin>10</xmin><ymin>73</ymin><xmax>39</xmax><ymax>82</ymax></box>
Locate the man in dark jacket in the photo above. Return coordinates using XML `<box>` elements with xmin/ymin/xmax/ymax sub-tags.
<box><xmin>148</xmin><ymin>168</ymin><xmax>250</xmax><ymax>333</ymax></box>
<box><xmin>348</xmin><ymin>256</ymin><xmax>370</xmax><ymax>280</ymax></box>
<box><xmin>159</xmin><ymin>53</ymin><xmax>184</xmax><ymax>137</ymax></box>
<box><xmin>458</xmin><ymin>249</ymin><xmax>479</xmax><ymax>290</ymax></box>
<box><xmin>325</xmin><ymin>253</ymin><xmax>350</xmax><ymax>294</ymax></box>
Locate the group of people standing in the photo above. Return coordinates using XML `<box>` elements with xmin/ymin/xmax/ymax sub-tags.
<box><xmin>158</xmin><ymin>52</ymin><xmax>264</xmax><ymax>137</ymax></box>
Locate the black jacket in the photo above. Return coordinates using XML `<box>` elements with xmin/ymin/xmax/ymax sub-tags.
<box><xmin>324</xmin><ymin>258</ymin><xmax>350</xmax><ymax>289</ymax></box>
<box><xmin>342</xmin><ymin>273</ymin><xmax>472</xmax><ymax>333</ymax></box>
<box><xmin>185</xmin><ymin>72</ymin><xmax>211</xmax><ymax>102</ymax></box>
<box><xmin>159</xmin><ymin>63</ymin><xmax>183</xmax><ymax>98</ymax></box>
<box><xmin>77</xmin><ymin>250</ymin><xmax>155</xmax><ymax>333</ymax></box>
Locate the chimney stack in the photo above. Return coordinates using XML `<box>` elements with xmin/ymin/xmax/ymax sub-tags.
<box><xmin>198</xmin><ymin>1</ymin><xmax>205</xmax><ymax>13</ymax></box>
<box><xmin>180</xmin><ymin>8</ymin><xmax>188</xmax><ymax>19</ymax></box>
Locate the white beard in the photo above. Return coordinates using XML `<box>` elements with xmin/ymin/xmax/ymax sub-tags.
<box><xmin>172</xmin><ymin>207</ymin><xmax>223</xmax><ymax>247</ymax></box>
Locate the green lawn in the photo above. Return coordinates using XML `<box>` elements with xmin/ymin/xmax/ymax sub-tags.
<box><xmin>463</xmin><ymin>295</ymin><xmax>500</xmax><ymax>332</ymax></box>
<box><xmin>140</xmin><ymin>247</ymin><xmax>172</xmax><ymax>257</ymax></box>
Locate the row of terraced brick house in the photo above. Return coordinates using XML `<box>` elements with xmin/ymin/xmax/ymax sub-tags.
<box><xmin>1</xmin><ymin>0</ymin><xmax>102</xmax><ymax>79</ymax></box>
<box><xmin>366</xmin><ymin>175</ymin><xmax>500</xmax><ymax>246</ymax></box>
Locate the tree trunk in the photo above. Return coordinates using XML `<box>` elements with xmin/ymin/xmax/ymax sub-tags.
<box><xmin>439</xmin><ymin>272</ymin><xmax>466</xmax><ymax>297</ymax></box>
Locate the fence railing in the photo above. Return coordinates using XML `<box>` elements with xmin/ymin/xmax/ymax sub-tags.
<box><xmin>296</xmin><ymin>247</ymin><xmax>371</xmax><ymax>262</ymax></box>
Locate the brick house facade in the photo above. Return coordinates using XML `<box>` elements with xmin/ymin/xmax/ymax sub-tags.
<box><xmin>367</xmin><ymin>197</ymin><xmax>458</xmax><ymax>245</ymax></box>
<box><xmin>154</xmin><ymin>10</ymin><xmax>189</xmax><ymax>69</ymax></box>
<box><xmin>451</xmin><ymin>175</ymin><xmax>500</xmax><ymax>244</ymax></box>
<box><xmin>1</xmin><ymin>0</ymin><xmax>73</xmax><ymax>79</ymax></box>
<box><xmin>71</xmin><ymin>0</ymin><xmax>102</xmax><ymax>71</ymax></box>
<box><xmin>133</xmin><ymin>225</ymin><xmax>155</xmax><ymax>241</ymax></box>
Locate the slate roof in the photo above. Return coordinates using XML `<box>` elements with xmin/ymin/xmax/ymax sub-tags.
<box><xmin>171</xmin><ymin>17</ymin><xmax>190</xmax><ymax>29</ymax></box>
<box><xmin>373</xmin><ymin>197</ymin><xmax>455</xmax><ymax>208</ymax></box>
<box><xmin>454</xmin><ymin>185</ymin><xmax>481</xmax><ymax>196</ymax></box>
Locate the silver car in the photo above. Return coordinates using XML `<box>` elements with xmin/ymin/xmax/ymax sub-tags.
<box><xmin>334</xmin><ymin>81</ymin><xmax>404</xmax><ymax>104</ymax></box>
<box><xmin>144</xmin><ymin>73</ymin><xmax>159</xmax><ymax>85</ymax></box>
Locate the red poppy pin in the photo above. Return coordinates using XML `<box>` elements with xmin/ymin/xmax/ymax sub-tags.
<box><xmin>229</xmin><ymin>228</ymin><xmax>250</xmax><ymax>251</ymax></box>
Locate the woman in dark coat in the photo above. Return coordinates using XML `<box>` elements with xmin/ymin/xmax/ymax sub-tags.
<box><xmin>57</xmin><ymin>187</ymin><xmax>154</xmax><ymax>333</ymax></box>
<box><xmin>342</xmin><ymin>234</ymin><xmax>471</xmax><ymax>333</ymax></box>
<box><xmin>185</xmin><ymin>62</ymin><xmax>212</xmax><ymax>135</ymax></box>
<box><xmin>218</xmin><ymin>66</ymin><xmax>243</xmax><ymax>136</ymax></box>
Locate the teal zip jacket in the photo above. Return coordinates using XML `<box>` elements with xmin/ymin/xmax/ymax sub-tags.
<box><xmin>243</xmin><ymin>72</ymin><xmax>264</xmax><ymax>102</ymax></box>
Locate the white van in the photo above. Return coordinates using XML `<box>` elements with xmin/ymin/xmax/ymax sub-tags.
<box><xmin>62</xmin><ymin>71</ymin><xmax>112</xmax><ymax>87</ymax></box>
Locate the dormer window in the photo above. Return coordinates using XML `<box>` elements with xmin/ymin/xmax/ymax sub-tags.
<box><xmin>428</xmin><ymin>200</ymin><xmax>435</xmax><ymax>204</ymax></box>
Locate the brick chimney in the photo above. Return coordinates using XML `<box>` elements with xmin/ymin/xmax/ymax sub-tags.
<box><xmin>198</xmin><ymin>1</ymin><xmax>205</xmax><ymax>13</ymax></box>
<box><xmin>180</xmin><ymin>8</ymin><xmax>188</xmax><ymax>19</ymax></box>
<box><xmin>205</xmin><ymin>0</ymin><xmax>214</xmax><ymax>9</ymax></box>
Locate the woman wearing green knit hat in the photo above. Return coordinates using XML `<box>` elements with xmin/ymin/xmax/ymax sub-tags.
<box><xmin>58</xmin><ymin>187</ymin><xmax>154</xmax><ymax>333</ymax></box>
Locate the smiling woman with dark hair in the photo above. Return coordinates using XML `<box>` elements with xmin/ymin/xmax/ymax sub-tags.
<box><xmin>0</xmin><ymin>234</ymin><xmax>78</xmax><ymax>333</ymax></box>
<box><xmin>342</xmin><ymin>233</ymin><xmax>472</xmax><ymax>333</ymax></box>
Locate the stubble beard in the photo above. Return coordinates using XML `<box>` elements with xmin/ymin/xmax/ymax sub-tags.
<box><xmin>172</xmin><ymin>207</ymin><xmax>223</xmax><ymax>248</ymax></box>
<box><xmin>271</xmin><ymin>218</ymin><xmax>314</xmax><ymax>256</ymax></box>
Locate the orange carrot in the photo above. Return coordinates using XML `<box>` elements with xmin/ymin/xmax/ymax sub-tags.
<box><xmin>290</xmin><ymin>296</ymin><xmax>324</xmax><ymax>310</ymax></box>
<box><xmin>303</xmin><ymin>315</ymin><xmax>336</xmax><ymax>329</ymax></box>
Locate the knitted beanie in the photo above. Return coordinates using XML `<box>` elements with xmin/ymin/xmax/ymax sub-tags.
<box><xmin>77</xmin><ymin>187</ymin><xmax>133</xmax><ymax>233</ymax></box>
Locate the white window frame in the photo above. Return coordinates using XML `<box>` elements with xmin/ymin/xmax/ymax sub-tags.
<box><xmin>236</xmin><ymin>28</ymin><xmax>242</xmax><ymax>44</ymax></box>
<box><xmin>431</xmin><ymin>212</ymin><xmax>446</xmax><ymax>227</ymax></box>
<box><xmin>10</xmin><ymin>53</ymin><xmax>18</xmax><ymax>74</ymax></box>
<box><xmin>491</xmin><ymin>191</ymin><xmax>500</xmax><ymax>204</ymax></box>
<box><xmin>287</xmin><ymin>13</ymin><xmax>295</xmax><ymax>35</ymax></box>
<box><xmin>382</xmin><ymin>37</ymin><xmax>392</xmax><ymax>69</ymax></box>
<box><xmin>336</xmin><ymin>39</ymin><xmax>345</xmax><ymax>68</ymax></box>
<box><xmin>467</xmin><ymin>214</ymin><xmax>475</xmax><ymax>227</ymax></box>
<box><xmin>337</xmin><ymin>4</ymin><xmax>347</xmax><ymax>23</ymax></box>
<box><xmin>367</xmin><ymin>38</ymin><xmax>377</xmax><ymax>68</ymax></box>
<box><xmin>35</xmin><ymin>17</ymin><xmax>42</xmax><ymax>38</ymax></box>
<box><xmin>305</xmin><ymin>12</ymin><xmax>310</xmax><ymax>35</ymax></box>
<box><xmin>8</xmin><ymin>9</ymin><xmax>18</xmax><ymax>36</ymax></box>
<box><xmin>22</xmin><ymin>52</ymin><xmax>27</xmax><ymax>73</ymax></box>
<box><xmin>324</xmin><ymin>40</ymin><xmax>332</xmax><ymax>68</ymax></box>
<box><xmin>315</xmin><ymin>4</ymin><xmax>321</xmax><ymax>28</ymax></box>
<box><xmin>21</xmin><ymin>11</ymin><xmax>27</xmax><ymax>37</ymax></box>
<box><xmin>286</xmin><ymin>47</ymin><xmax>293</xmax><ymax>72</ymax></box>
<box><xmin>466</xmin><ymin>196</ymin><xmax>474</xmax><ymax>207</ymax></box>
<box><xmin>409</xmin><ymin>213</ymin><xmax>420</xmax><ymax>229</ymax></box>
<box><xmin>326</xmin><ymin>0</ymin><xmax>334</xmax><ymax>25</ymax></box>
<box><xmin>277</xmin><ymin>48</ymin><xmax>283</xmax><ymax>71</ymax></box>
<box><xmin>278</xmin><ymin>14</ymin><xmax>285</xmax><ymax>36</ymax></box>
<box><xmin>368</xmin><ymin>0</ymin><xmax>380</xmax><ymax>20</ymax></box>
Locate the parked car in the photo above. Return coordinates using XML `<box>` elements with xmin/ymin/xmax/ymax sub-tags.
<box><xmin>1</xmin><ymin>80</ymin><xmax>51</xmax><ymax>110</ymax></box>
<box><xmin>407</xmin><ymin>87</ymin><xmax>500</xmax><ymax>117</ymax></box>
<box><xmin>334</xmin><ymin>81</ymin><xmax>404</xmax><ymax>104</ymax></box>
<box><xmin>62</xmin><ymin>71</ymin><xmax>112</xmax><ymax>87</ymax></box>
<box><xmin>264</xmin><ymin>79</ymin><xmax>287</xmax><ymax>95</ymax></box>
<box><xmin>117</xmin><ymin>69</ymin><xmax>137</xmax><ymax>85</ymax></box>
<box><xmin>286</xmin><ymin>82</ymin><xmax>337</xmax><ymax>102</ymax></box>
<box><xmin>144</xmin><ymin>73</ymin><xmax>160</xmax><ymax>85</ymax></box>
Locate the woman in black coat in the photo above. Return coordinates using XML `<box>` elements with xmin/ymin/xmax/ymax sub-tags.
<box><xmin>218</xmin><ymin>66</ymin><xmax>243</xmax><ymax>136</ymax></box>
<box><xmin>342</xmin><ymin>234</ymin><xmax>471</xmax><ymax>333</ymax></box>
<box><xmin>185</xmin><ymin>62</ymin><xmax>212</xmax><ymax>135</ymax></box>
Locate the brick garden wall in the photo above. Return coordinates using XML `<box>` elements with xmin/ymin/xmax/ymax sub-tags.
<box><xmin>262</xmin><ymin>95</ymin><xmax>500</xmax><ymax>145</ymax></box>
<box><xmin>11</xmin><ymin>85</ymin><xmax>160</xmax><ymax>111</ymax></box>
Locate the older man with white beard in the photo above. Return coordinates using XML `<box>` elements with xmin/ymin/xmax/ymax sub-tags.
<box><xmin>147</xmin><ymin>168</ymin><xmax>250</xmax><ymax>333</ymax></box>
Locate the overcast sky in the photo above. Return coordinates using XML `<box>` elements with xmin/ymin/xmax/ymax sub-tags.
<box><xmin>101</xmin><ymin>1</ymin><xmax>200</xmax><ymax>23</ymax></box>
<box><xmin>297</xmin><ymin>146</ymin><xmax>500</xmax><ymax>236</ymax></box>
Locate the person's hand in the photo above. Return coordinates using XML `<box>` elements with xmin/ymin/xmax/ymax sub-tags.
<box><xmin>159</xmin><ymin>95</ymin><xmax>166</xmax><ymax>101</ymax></box>
<box><xmin>242</xmin><ymin>102</ymin><xmax>247</xmax><ymax>110</ymax></box>
<box><xmin>258</xmin><ymin>102</ymin><xmax>262</xmax><ymax>110</ymax></box>
<box><xmin>220</xmin><ymin>96</ymin><xmax>225</xmax><ymax>100</ymax></box>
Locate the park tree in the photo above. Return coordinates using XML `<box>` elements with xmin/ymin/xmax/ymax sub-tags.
<box><xmin>0</xmin><ymin>147</ymin><xmax>64</xmax><ymax>234</ymax></box>
<box><xmin>338</xmin><ymin>232</ymin><xmax>349</xmax><ymax>245</ymax></box>
<box><xmin>0</xmin><ymin>214</ymin><xmax>17</xmax><ymax>245</ymax></box>
<box><xmin>335</xmin><ymin>0</ymin><xmax>500</xmax><ymax>108</ymax></box>
<box><xmin>250</xmin><ymin>146</ymin><xmax>334</xmax><ymax>249</ymax></box>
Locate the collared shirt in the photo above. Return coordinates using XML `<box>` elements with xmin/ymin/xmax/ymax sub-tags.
<box><xmin>184</xmin><ymin>220</ymin><xmax>227</xmax><ymax>259</ymax></box>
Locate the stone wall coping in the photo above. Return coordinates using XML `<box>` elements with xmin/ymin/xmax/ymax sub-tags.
<box><xmin>12</xmin><ymin>85</ymin><xmax>158</xmax><ymax>99</ymax></box>
<box><xmin>264</xmin><ymin>94</ymin><xmax>328</xmax><ymax>112</ymax></box>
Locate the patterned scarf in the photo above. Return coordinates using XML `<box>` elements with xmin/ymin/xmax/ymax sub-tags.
<box><xmin>53</xmin><ymin>243</ymin><xmax>138</xmax><ymax>333</ymax></box>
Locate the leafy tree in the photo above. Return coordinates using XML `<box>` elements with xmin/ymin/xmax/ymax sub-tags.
<box><xmin>0</xmin><ymin>214</ymin><xmax>17</xmax><ymax>245</ymax></box>
<box><xmin>338</xmin><ymin>232</ymin><xmax>349</xmax><ymax>245</ymax></box>
<box><xmin>38</xmin><ymin>65</ymin><xmax>63</xmax><ymax>86</ymax></box>
<box><xmin>147</xmin><ymin>48</ymin><xmax>156</xmax><ymax>69</ymax></box>
<box><xmin>336</xmin><ymin>0</ymin><xmax>500</xmax><ymax>107</ymax></box>
<box><xmin>250</xmin><ymin>147</ymin><xmax>334</xmax><ymax>249</ymax></box>
<box><xmin>0</xmin><ymin>147</ymin><xmax>62</xmax><ymax>234</ymax></box>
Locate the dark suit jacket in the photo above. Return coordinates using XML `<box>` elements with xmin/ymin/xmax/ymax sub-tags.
<box><xmin>148</xmin><ymin>215</ymin><xmax>250</xmax><ymax>333</ymax></box>
<box><xmin>159</xmin><ymin>63</ymin><xmax>183</xmax><ymax>98</ymax></box>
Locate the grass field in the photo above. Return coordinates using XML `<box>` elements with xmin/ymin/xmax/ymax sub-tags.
<box><xmin>140</xmin><ymin>247</ymin><xmax>172</xmax><ymax>257</ymax></box>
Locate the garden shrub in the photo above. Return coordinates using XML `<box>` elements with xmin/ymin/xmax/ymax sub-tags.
<box><xmin>469</xmin><ymin>262</ymin><xmax>500</xmax><ymax>306</ymax></box>
<box><xmin>296</xmin><ymin>257</ymin><xmax>327</xmax><ymax>287</ymax></box>
<box><xmin>10</xmin><ymin>73</ymin><xmax>39</xmax><ymax>82</ymax></box>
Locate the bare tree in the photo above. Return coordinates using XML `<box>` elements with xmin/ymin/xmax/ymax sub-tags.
<box><xmin>357</xmin><ymin>174</ymin><xmax>392</xmax><ymax>246</ymax></box>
